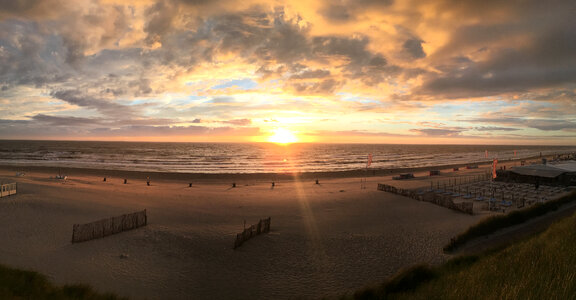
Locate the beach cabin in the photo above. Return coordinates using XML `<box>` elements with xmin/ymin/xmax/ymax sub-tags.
<box><xmin>0</xmin><ymin>182</ymin><xmax>17</xmax><ymax>198</ymax></box>
<box><xmin>500</xmin><ymin>161</ymin><xmax>576</xmax><ymax>186</ymax></box>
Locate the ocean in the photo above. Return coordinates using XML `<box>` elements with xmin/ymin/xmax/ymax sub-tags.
<box><xmin>0</xmin><ymin>140</ymin><xmax>574</xmax><ymax>174</ymax></box>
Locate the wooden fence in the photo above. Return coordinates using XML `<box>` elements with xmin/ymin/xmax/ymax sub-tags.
<box><xmin>233</xmin><ymin>217</ymin><xmax>271</xmax><ymax>249</ymax></box>
<box><xmin>378</xmin><ymin>183</ymin><xmax>473</xmax><ymax>215</ymax></box>
<box><xmin>71</xmin><ymin>210</ymin><xmax>147</xmax><ymax>243</ymax></box>
<box><xmin>0</xmin><ymin>183</ymin><xmax>17</xmax><ymax>198</ymax></box>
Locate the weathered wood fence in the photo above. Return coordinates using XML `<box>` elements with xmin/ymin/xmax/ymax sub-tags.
<box><xmin>378</xmin><ymin>184</ymin><xmax>473</xmax><ymax>215</ymax></box>
<box><xmin>0</xmin><ymin>183</ymin><xmax>17</xmax><ymax>198</ymax></box>
<box><xmin>71</xmin><ymin>209</ymin><xmax>147</xmax><ymax>243</ymax></box>
<box><xmin>233</xmin><ymin>217</ymin><xmax>271</xmax><ymax>249</ymax></box>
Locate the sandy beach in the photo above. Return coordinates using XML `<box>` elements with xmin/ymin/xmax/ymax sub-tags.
<box><xmin>0</xmin><ymin>162</ymin><xmax>518</xmax><ymax>299</ymax></box>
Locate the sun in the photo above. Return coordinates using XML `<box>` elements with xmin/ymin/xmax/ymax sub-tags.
<box><xmin>268</xmin><ymin>128</ymin><xmax>298</xmax><ymax>144</ymax></box>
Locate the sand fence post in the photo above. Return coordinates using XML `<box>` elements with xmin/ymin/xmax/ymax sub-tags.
<box><xmin>71</xmin><ymin>210</ymin><xmax>148</xmax><ymax>244</ymax></box>
<box><xmin>233</xmin><ymin>217</ymin><xmax>272</xmax><ymax>249</ymax></box>
<box><xmin>71</xmin><ymin>224</ymin><xmax>78</xmax><ymax>243</ymax></box>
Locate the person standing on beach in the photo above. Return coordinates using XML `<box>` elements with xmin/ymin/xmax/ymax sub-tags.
<box><xmin>146</xmin><ymin>176</ymin><xmax>150</xmax><ymax>186</ymax></box>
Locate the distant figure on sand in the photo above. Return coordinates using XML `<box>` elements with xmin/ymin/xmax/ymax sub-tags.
<box><xmin>146</xmin><ymin>176</ymin><xmax>150</xmax><ymax>186</ymax></box>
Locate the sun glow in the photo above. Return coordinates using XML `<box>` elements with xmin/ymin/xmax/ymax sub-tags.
<box><xmin>268</xmin><ymin>128</ymin><xmax>298</xmax><ymax>144</ymax></box>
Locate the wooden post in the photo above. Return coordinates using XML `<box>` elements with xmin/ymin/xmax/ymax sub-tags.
<box><xmin>71</xmin><ymin>224</ymin><xmax>77</xmax><ymax>243</ymax></box>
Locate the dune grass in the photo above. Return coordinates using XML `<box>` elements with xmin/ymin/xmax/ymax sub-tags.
<box><xmin>346</xmin><ymin>195</ymin><xmax>576</xmax><ymax>300</ymax></box>
<box><xmin>0</xmin><ymin>263</ymin><xmax>126</xmax><ymax>300</ymax></box>
<box><xmin>444</xmin><ymin>190</ymin><xmax>576</xmax><ymax>252</ymax></box>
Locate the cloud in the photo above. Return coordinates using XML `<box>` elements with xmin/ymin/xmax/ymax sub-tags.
<box><xmin>0</xmin><ymin>0</ymin><xmax>65</xmax><ymax>19</ymax></box>
<box><xmin>1</xmin><ymin>0</ymin><xmax>575</xmax><ymax>144</ymax></box>
<box><xmin>0</xmin><ymin>20</ymin><xmax>69</xmax><ymax>87</ymax></box>
<box><xmin>318</xmin><ymin>0</ymin><xmax>394</xmax><ymax>23</ymax></box>
<box><xmin>90</xmin><ymin>124</ymin><xmax>260</xmax><ymax>137</ymax></box>
<box><xmin>289</xmin><ymin>69</ymin><xmax>331</xmax><ymax>79</ymax></box>
<box><xmin>464</xmin><ymin>116</ymin><xmax>576</xmax><ymax>132</ymax></box>
<box><xmin>415</xmin><ymin>0</ymin><xmax>576</xmax><ymax>99</ymax></box>
<box><xmin>50</xmin><ymin>89</ymin><xmax>137</xmax><ymax>118</ymax></box>
<box><xmin>207</xmin><ymin>96</ymin><xmax>236</xmax><ymax>103</ymax></box>
<box><xmin>144</xmin><ymin>1</ymin><xmax>178</xmax><ymax>47</ymax></box>
<box><xmin>409</xmin><ymin>128</ymin><xmax>463</xmax><ymax>136</ymax></box>
<box><xmin>289</xmin><ymin>78</ymin><xmax>343</xmax><ymax>95</ymax></box>
<box><xmin>473</xmin><ymin>126</ymin><xmax>521</xmax><ymax>132</ymax></box>
<box><xmin>219</xmin><ymin>118</ymin><xmax>252</xmax><ymax>126</ymax></box>
<box><xmin>31</xmin><ymin>114</ymin><xmax>103</xmax><ymax>126</ymax></box>
<box><xmin>402</xmin><ymin>38</ymin><xmax>426</xmax><ymax>59</ymax></box>
<box><xmin>318</xmin><ymin>4</ymin><xmax>351</xmax><ymax>22</ymax></box>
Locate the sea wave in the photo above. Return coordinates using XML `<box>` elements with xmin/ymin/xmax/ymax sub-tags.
<box><xmin>0</xmin><ymin>140</ymin><xmax>575</xmax><ymax>174</ymax></box>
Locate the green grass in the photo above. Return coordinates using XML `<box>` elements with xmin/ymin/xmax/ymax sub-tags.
<box><xmin>345</xmin><ymin>196</ymin><xmax>576</xmax><ymax>300</ymax></box>
<box><xmin>0</xmin><ymin>263</ymin><xmax>126</xmax><ymax>300</ymax></box>
<box><xmin>444</xmin><ymin>190</ymin><xmax>576</xmax><ymax>252</ymax></box>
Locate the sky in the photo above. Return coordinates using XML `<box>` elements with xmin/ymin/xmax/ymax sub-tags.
<box><xmin>0</xmin><ymin>0</ymin><xmax>575</xmax><ymax>145</ymax></box>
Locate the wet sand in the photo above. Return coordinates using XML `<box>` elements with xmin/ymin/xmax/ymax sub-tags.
<box><xmin>0</xmin><ymin>163</ymin><xmax>516</xmax><ymax>299</ymax></box>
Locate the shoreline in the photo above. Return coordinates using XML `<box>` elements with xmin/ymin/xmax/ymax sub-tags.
<box><xmin>0</xmin><ymin>155</ymin><xmax>548</xmax><ymax>182</ymax></box>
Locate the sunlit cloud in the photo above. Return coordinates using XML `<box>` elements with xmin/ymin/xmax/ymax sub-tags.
<box><xmin>0</xmin><ymin>0</ymin><xmax>574</xmax><ymax>144</ymax></box>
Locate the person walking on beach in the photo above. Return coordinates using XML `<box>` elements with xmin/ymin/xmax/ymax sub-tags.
<box><xmin>146</xmin><ymin>176</ymin><xmax>150</xmax><ymax>186</ymax></box>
